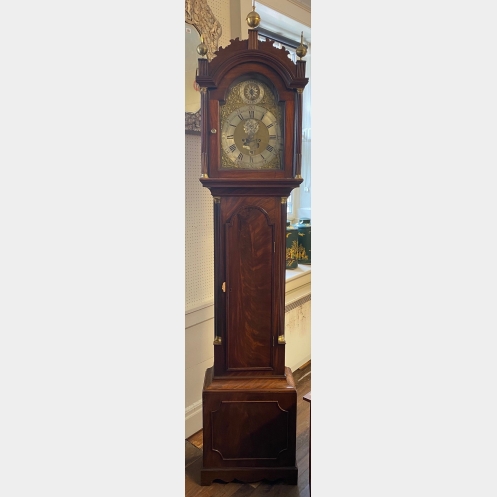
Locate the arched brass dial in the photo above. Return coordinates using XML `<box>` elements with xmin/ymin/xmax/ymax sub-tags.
<box><xmin>220</xmin><ymin>79</ymin><xmax>282</xmax><ymax>170</ymax></box>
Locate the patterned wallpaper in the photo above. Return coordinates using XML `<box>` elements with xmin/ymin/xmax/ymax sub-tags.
<box><xmin>185</xmin><ymin>1</ymin><xmax>230</xmax><ymax>311</ymax></box>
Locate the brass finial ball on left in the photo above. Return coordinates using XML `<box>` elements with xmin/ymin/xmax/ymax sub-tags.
<box><xmin>196</xmin><ymin>42</ymin><xmax>208</xmax><ymax>57</ymax></box>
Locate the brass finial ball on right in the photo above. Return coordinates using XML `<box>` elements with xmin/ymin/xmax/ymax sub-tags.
<box><xmin>296</xmin><ymin>43</ymin><xmax>307</xmax><ymax>59</ymax></box>
<box><xmin>296</xmin><ymin>31</ymin><xmax>307</xmax><ymax>59</ymax></box>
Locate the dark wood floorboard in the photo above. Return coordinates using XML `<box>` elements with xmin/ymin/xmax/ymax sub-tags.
<box><xmin>185</xmin><ymin>362</ymin><xmax>311</xmax><ymax>497</ymax></box>
<box><xmin>186</xmin><ymin>441</ymin><xmax>202</xmax><ymax>469</ymax></box>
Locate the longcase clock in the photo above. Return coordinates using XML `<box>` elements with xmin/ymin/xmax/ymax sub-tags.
<box><xmin>196</xmin><ymin>22</ymin><xmax>308</xmax><ymax>486</ymax></box>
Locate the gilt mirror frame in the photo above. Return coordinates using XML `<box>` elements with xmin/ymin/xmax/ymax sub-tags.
<box><xmin>185</xmin><ymin>0</ymin><xmax>222</xmax><ymax>134</ymax></box>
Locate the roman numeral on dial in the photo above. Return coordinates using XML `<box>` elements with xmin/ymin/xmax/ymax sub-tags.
<box><xmin>221</xmin><ymin>104</ymin><xmax>281</xmax><ymax>169</ymax></box>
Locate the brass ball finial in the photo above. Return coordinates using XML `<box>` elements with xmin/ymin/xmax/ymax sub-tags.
<box><xmin>196</xmin><ymin>36</ymin><xmax>208</xmax><ymax>57</ymax></box>
<box><xmin>296</xmin><ymin>31</ymin><xmax>308</xmax><ymax>59</ymax></box>
<box><xmin>246</xmin><ymin>1</ymin><xmax>260</xmax><ymax>28</ymax></box>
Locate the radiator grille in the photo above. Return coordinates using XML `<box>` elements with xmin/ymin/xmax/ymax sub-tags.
<box><xmin>285</xmin><ymin>294</ymin><xmax>311</xmax><ymax>313</ymax></box>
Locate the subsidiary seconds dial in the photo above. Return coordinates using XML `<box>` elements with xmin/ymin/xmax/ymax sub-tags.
<box><xmin>220</xmin><ymin>104</ymin><xmax>282</xmax><ymax>169</ymax></box>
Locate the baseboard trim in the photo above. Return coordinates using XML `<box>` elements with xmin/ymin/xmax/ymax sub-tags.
<box><xmin>185</xmin><ymin>399</ymin><xmax>203</xmax><ymax>438</ymax></box>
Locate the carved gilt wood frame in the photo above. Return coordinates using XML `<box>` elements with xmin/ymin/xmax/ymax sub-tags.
<box><xmin>185</xmin><ymin>0</ymin><xmax>222</xmax><ymax>134</ymax></box>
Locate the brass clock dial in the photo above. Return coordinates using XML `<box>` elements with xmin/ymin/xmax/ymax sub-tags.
<box><xmin>220</xmin><ymin>79</ymin><xmax>282</xmax><ymax>170</ymax></box>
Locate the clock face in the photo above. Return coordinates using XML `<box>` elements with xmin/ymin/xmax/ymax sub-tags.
<box><xmin>220</xmin><ymin>79</ymin><xmax>282</xmax><ymax>170</ymax></box>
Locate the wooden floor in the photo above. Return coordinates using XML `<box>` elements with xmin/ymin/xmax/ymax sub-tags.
<box><xmin>185</xmin><ymin>362</ymin><xmax>311</xmax><ymax>497</ymax></box>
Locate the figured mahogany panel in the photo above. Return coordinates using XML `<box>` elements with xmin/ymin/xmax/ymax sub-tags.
<box><xmin>211</xmin><ymin>400</ymin><xmax>289</xmax><ymax>459</ymax></box>
<box><xmin>225</xmin><ymin>203</ymin><xmax>274</xmax><ymax>370</ymax></box>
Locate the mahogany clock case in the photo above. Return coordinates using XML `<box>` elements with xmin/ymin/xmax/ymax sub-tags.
<box><xmin>196</xmin><ymin>30</ymin><xmax>308</xmax><ymax>486</ymax></box>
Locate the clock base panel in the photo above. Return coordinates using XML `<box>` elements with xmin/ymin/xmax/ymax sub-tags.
<box><xmin>200</xmin><ymin>366</ymin><xmax>298</xmax><ymax>486</ymax></box>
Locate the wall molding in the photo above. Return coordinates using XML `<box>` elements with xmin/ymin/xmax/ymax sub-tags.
<box><xmin>285</xmin><ymin>266</ymin><xmax>311</xmax><ymax>306</ymax></box>
<box><xmin>185</xmin><ymin>301</ymin><xmax>215</xmax><ymax>329</ymax></box>
<box><xmin>185</xmin><ymin>399</ymin><xmax>203</xmax><ymax>438</ymax></box>
<box><xmin>186</xmin><ymin>399</ymin><xmax>203</xmax><ymax>419</ymax></box>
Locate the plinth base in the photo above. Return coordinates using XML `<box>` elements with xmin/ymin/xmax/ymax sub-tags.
<box><xmin>201</xmin><ymin>466</ymin><xmax>298</xmax><ymax>486</ymax></box>
<box><xmin>200</xmin><ymin>366</ymin><xmax>298</xmax><ymax>486</ymax></box>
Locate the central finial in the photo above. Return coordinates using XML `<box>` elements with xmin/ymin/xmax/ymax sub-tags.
<box><xmin>246</xmin><ymin>0</ymin><xmax>261</xmax><ymax>29</ymax></box>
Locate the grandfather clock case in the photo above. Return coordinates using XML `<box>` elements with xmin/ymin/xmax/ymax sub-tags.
<box><xmin>197</xmin><ymin>28</ymin><xmax>308</xmax><ymax>486</ymax></box>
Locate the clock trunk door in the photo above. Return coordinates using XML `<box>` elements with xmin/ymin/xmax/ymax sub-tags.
<box><xmin>224</xmin><ymin>197</ymin><xmax>279</xmax><ymax>372</ymax></box>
